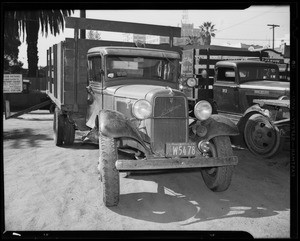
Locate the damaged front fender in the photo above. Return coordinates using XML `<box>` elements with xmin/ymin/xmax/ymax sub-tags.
<box><xmin>99</xmin><ymin>110</ymin><xmax>152</xmax><ymax>154</ymax></box>
<box><xmin>192</xmin><ymin>114</ymin><xmax>239</xmax><ymax>141</ymax></box>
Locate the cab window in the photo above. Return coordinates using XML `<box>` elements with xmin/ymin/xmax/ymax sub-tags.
<box><xmin>88</xmin><ymin>56</ymin><xmax>102</xmax><ymax>82</ymax></box>
<box><xmin>216</xmin><ymin>67</ymin><xmax>235</xmax><ymax>82</ymax></box>
<box><xmin>238</xmin><ymin>66</ymin><xmax>279</xmax><ymax>83</ymax></box>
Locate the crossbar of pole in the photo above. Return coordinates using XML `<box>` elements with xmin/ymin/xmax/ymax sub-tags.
<box><xmin>267</xmin><ymin>24</ymin><xmax>280</xmax><ymax>49</ymax></box>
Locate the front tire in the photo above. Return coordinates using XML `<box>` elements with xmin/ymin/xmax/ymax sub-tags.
<box><xmin>201</xmin><ymin>136</ymin><xmax>234</xmax><ymax>192</ymax></box>
<box><xmin>244</xmin><ymin>114</ymin><xmax>281</xmax><ymax>158</ymax></box>
<box><xmin>99</xmin><ymin>132</ymin><xmax>120</xmax><ymax>207</ymax></box>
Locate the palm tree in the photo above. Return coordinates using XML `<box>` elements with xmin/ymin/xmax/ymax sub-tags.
<box><xmin>199</xmin><ymin>22</ymin><xmax>217</xmax><ymax>45</ymax></box>
<box><xmin>186</xmin><ymin>35</ymin><xmax>204</xmax><ymax>45</ymax></box>
<box><xmin>6</xmin><ymin>10</ymin><xmax>73</xmax><ymax>77</ymax></box>
<box><xmin>4</xmin><ymin>12</ymin><xmax>22</xmax><ymax>72</ymax></box>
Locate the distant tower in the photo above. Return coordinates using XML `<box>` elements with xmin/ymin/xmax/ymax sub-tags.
<box><xmin>181</xmin><ymin>10</ymin><xmax>193</xmax><ymax>38</ymax></box>
<box><xmin>182</xmin><ymin>10</ymin><xmax>189</xmax><ymax>25</ymax></box>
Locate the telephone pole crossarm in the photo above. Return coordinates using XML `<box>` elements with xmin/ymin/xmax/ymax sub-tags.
<box><xmin>267</xmin><ymin>24</ymin><xmax>280</xmax><ymax>49</ymax></box>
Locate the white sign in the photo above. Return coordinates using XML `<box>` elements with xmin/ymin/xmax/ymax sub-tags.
<box><xmin>4</xmin><ymin>74</ymin><xmax>23</xmax><ymax>93</ymax></box>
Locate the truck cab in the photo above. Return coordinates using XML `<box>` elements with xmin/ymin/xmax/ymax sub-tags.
<box><xmin>214</xmin><ymin>60</ymin><xmax>289</xmax><ymax>115</ymax></box>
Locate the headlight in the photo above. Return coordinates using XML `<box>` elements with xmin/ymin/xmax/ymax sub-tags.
<box><xmin>132</xmin><ymin>99</ymin><xmax>152</xmax><ymax>119</ymax></box>
<box><xmin>186</xmin><ymin>77</ymin><xmax>197</xmax><ymax>87</ymax></box>
<box><xmin>194</xmin><ymin>100</ymin><xmax>212</xmax><ymax>120</ymax></box>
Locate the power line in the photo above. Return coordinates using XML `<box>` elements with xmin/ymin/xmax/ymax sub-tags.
<box><xmin>216</xmin><ymin>6</ymin><xmax>278</xmax><ymax>33</ymax></box>
<box><xmin>214</xmin><ymin>37</ymin><xmax>282</xmax><ymax>42</ymax></box>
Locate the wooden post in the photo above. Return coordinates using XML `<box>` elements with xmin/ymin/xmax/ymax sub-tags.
<box><xmin>73</xmin><ymin>21</ymin><xmax>79</xmax><ymax>112</ymax></box>
<box><xmin>80</xmin><ymin>10</ymin><xmax>86</xmax><ymax>39</ymax></box>
<box><xmin>53</xmin><ymin>44</ymin><xmax>58</xmax><ymax>98</ymax></box>
<box><xmin>5</xmin><ymin>100</ymin><xmax>10</xmax><ymax>119</ymax></box>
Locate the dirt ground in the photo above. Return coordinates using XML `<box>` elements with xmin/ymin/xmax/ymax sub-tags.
<box><xmin>3</xmin><ymin>110</ymin><xmax>291</xmax><ymax>238</ymax></box>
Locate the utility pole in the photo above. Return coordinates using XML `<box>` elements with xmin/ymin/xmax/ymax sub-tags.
<box><xmin>267</xmin><ymin>24</ymin><xmax>280</xmax><ymax>49</ymax></box>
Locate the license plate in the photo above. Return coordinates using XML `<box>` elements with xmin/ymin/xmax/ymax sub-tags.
<box><xmin>166</xmin><ymin>143</ymin><xmax>197</xmax><ymax>157</ymax></box>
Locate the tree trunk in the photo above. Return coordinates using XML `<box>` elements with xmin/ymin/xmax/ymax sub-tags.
<box><xmin>26</xmin><ymin>19</ymin><xmax>39</xmax><ymax>77</ymax></box>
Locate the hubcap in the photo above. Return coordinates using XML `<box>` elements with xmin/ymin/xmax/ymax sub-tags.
<box><xmin>249</xmin><ymin>118</ymin><xmax>276</xmax><ymax>153</ymax></box>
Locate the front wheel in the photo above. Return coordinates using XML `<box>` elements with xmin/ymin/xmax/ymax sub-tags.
<box><xmin>201</xmin><ymin>136</ymin><xmax>234</xmax><ymax>192</ymax></box>
<box><xmin>98</xmin><ymin>132</ymin><xmax>120</xmax><ymax>207</ymax></box>
<box><xmin>244</xmin><ymin>114</ymin><xmax>281</xmax><ymax>158</ymax></box>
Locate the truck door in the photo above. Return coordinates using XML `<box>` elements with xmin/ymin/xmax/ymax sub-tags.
<box><xmin>213</xmin><ymin>67</ymin><xmax>240</xmax><ymax>114</ymax></box>
<box><xmin>86</xmin><ymin>55</ymin><xmax>104</xmax><ymax>128</ymax></box>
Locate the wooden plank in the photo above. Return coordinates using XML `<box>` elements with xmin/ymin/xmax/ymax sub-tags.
<box><xmin>199</xmin><ymin>48</ymin><xmax>265</xmax><ymax>57</ymax></box>
<box><xmin>115</xmin><ymin>156</ymin><xmax>238</xmax><ymax>171</ymax></box>
<box><xmin>53</xmin><ymin>44</ymin><xmax>58</xmax><ymax>98</ymax></box>
<box><xmin>76</xmin><ymin>38</ymin><xmax>182</xmax><ymax>53</ymax></box>
<box><xmin>46</xmin><ymin>91</ymin><xmax>61</xmax><ymax>109</ymax></box>
<box><xmin>5</xmin><ymin>100</ymin><xmax>10</xmax><ymax>119</ymax></box>
<box><xmin>5</xmin><ymin>100</ymin><xmax>52</xmax><ymax>119</ymax></box>
<box><xmin>56</xmin><ymin>43</ymin><xmax>62</xmax><ymax>103</ymax></box>
<box><xmin>64</xmin><ymin>91</ymin><xmax>75</xmax><ymax>105</ymax></box>
<box><xmin>65</xmin><ymin>17</ymin><xmax>181</xmax><ymax>38</ymax></box>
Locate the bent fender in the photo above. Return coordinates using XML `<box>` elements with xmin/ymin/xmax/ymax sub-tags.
<box><xmin>99</xmin><ymin>110</ymin><xmax>151</xmax><ymax>154</ymax></box>
<box><xmin>200</xmin><ymin>114</ymin><xmax>240</xmax><ymax>141</ymax></box>
<box><xmin>237</xmin><ymin>104</ymin><xmax>270</xmax><ymax>132</ymax></box>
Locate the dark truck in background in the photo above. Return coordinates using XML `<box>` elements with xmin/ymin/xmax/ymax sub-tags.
<box><xmin>179</xmin><ymin>46</ymin><xmax>290</xmax><ymax>158</ymax></box>
<box><xmin>46</xmin><ymin>17</ymin><xmax>239</xmax><ymax>207</ymax></box>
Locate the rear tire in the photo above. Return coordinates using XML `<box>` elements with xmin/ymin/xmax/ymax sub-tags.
<box><xmin>53</xmin><ymin>107</ymin><xmax>64</xmax><ymax>146</ymax></box>
<box><xmin>99</xmin><ymin>132</ymin><xmax>120</xmax><ymax>207</ymax></box>
<box><xmin>201</xmin><ymin>136</ymin><xmax>234</xmax><ymax>192</ymax></box>
<box><xmin>64</xmin><ymin>117</ymin><xmax>75</xmax><ymax>145</ymax></box>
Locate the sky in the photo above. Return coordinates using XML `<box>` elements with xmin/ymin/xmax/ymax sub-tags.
<box><xmin>17</xmin><ymin>5</ymin><xmax>291</xmax><ymax>68</ymax></box>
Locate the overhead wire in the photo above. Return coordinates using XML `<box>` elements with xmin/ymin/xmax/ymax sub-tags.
<box><xmin>215</xmin><ymin>6</ymin><xmax>279</xmax><ymax>34</ymax></box>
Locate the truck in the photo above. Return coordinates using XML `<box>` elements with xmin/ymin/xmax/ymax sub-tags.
<box><xmin>46</xmin><ymin>17</ymin><xmax>239</xmax><ymax>207</ymax></box>
<box><xmin>180</xmin><ymin>46</ymin><xmax>290</xmax><ymax>158</ymax></box>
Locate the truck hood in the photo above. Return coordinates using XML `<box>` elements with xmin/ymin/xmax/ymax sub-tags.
<box><xmin>240</xmin><ymin>80</ymin><xmax>290</xmax><ymax>92</ymax></box>
<box><xmin>106</xmin><ymin>84</ymin><xmax>184</xmax><ymax>100</ymax></box>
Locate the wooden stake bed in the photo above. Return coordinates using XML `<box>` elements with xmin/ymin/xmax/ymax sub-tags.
<box><xmin>45</xmin><ymin>17</ymin><xmax>181</xmax><ymax>118</ymax></box>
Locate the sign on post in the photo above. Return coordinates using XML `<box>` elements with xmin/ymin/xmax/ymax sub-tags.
<box><xmin>4</xmin><ymin>74</ymin><xmax>23</xmax><ymax>93</ymax></box>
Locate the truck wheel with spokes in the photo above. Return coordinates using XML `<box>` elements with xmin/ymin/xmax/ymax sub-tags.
<box><xmin>99</xmin><ymin>132</ymin><xmax>120</xmax><ymax>207</ymax></box>
<box><xmin>53</xmin><ymin>107</ymin><xmax>64</xmax><ymax>146</ymax></box>
<box><xmin>201</xmin><ymin>136</ymin><xmax>234</xmax><ymax>192</ymax></box>
<box><xmin>244</xmin><ymin>114</ymin><xmax>281</xmax><ymax>158</ymax></box>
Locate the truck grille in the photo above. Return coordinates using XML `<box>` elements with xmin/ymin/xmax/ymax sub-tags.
<box><xmin>151</xmin><ymin>96</ymin><xmax>188</xmax><ymax>155</ymax></box>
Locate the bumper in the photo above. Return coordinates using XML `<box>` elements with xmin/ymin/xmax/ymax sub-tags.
<box><xmin>115</xmin><ymin>156</ymin><xmax>238</xmax><ymax>171</ymax></box>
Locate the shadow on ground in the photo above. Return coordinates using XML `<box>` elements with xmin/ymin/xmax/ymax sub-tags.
<box><xmin>3</xmin><ymin>128</ymin><xmax>53</xmax><ymax>148</ymax></box>
<box><xmin>110</xmin><ymin>163</ymin><xmax>289</xmax><ymax>225</ymax></box>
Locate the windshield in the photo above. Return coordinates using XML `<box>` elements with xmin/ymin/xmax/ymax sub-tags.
<box><xmin>239</xmin><ymin>66</ymin><xmax>279</xmax><ymax>83</ymax></box>
<box><xmin>106</xmin><ymin>55</ymin><xmax>178</xmax><ymax>82</ymax></box>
